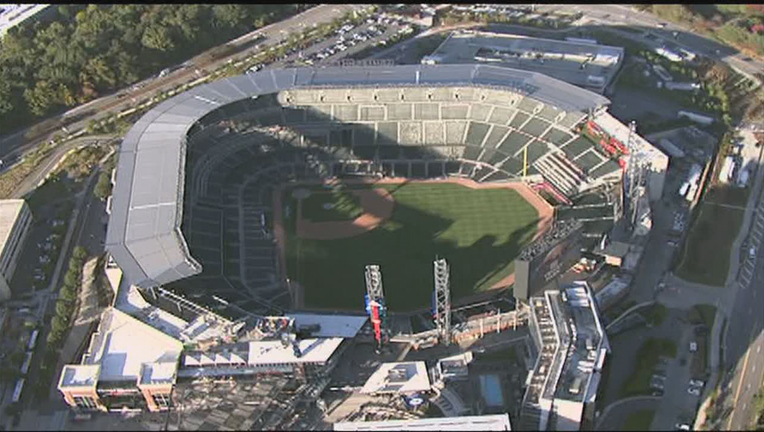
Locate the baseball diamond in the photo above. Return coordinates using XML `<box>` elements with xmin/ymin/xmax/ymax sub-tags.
<box><xmin>274</xmin><ymin>177</ymin><xmax>552</xmax><ymax>311</ymax></box>
<box><xmin>105</xmin><ymin>64</ymin><xmax>626</xmax><ymax>320</ymax></box>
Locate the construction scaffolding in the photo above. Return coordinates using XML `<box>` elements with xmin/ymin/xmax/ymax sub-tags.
<box><xmin>433</xmin><ymin>258</ymin><xmax>452</xmax><ymax>347</ymax></box>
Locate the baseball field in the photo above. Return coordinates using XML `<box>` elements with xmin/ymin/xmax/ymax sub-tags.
<box><xmin>275</xmin><ymin>178</ymin><xmax>551</xmax><ymax>312</ymax></box>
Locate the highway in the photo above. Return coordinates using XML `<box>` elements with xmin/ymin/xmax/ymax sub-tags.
<box><xmin>0</xmin><ymin>5</ymin><xmax>368</xmax><ymax>162</ymax></box>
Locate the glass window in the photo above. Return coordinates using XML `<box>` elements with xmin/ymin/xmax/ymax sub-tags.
<box><xmin>73</xmin><ymin>396</ymin><xmax>98</xmax><ymax>409</ymax></box>
<box><xmin>152</xmin><ymin>393</ymin><xmax>172</xmax><ymax>408</ymax></box>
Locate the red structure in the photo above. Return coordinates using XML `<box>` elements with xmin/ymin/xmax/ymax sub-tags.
<box><xmin>586</xmin><ymin>120</ymin><xmax>629</xmax><ymax>156</ymax></box>
<box><xmin>369</xmin><ymin>300</ymin><xmax>383</xmax><ymax>347</ymax></box>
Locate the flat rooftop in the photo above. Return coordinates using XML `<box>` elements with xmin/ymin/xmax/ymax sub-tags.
<box><xmin>247</xmin><ymin>337</ymin><xmax>344</xmax><ymax>365</ymax></box>
<box><xmin>82</xmin><ymin>308</ymin><xmax>182</xmax><ymax>382</ymax></box>
<box><xmin>549</xmin><ymin>284</ymin><xmax>606</xmax><ymax>404</ymax></box>
<box><xmin>288</xmin><ymin>313</ymin><xmax>368</xmax><ymax>338</ymax></box>
<box><xmin>425</xmin><ymin>31</ymin><xmax>624</xmax><ymax>92</ymax></box>
<box><xmin>116</xmin><ymin>279</ymin><xmax>232</xmax><ymax>344</ymax></box>
<box><xmin>334</xmin><ymin>414</ymin><xmax>512</xmax><ymax>431</ymax></box>
<box><xmin>59</xmin><ymin>364</ymin><xmax>100</xmax><ymax>389</ymax></box>
<box><xmin>139</xmin><ymin>361</ymin><xmax>178</xmax><ymax>386</ymax></box>
<box><xmin>593</xmin><ymin>111</ymin><xmax>667</xmax><ymax>164</ymax></box>
<box><xmin>361</xmin><ymin>361</ymin><xmax>431</xmax><ymax>394</ymax></box>
<box><xmin>0</xmin><ymin>199</ymin><xmax>26</xmax><ymax>256</ymax></box>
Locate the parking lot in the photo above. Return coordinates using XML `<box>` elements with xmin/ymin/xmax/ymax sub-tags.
<box><xmin>250</xmin><ymin>14</ymin><xmax>409</xmax><ymax>73</ymax></box>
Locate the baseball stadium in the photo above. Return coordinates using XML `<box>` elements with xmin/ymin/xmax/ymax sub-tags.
<box><xmin>106</xmin><ymin>64</ymin><xmax>626</xmax><ymax>320</ymax></box>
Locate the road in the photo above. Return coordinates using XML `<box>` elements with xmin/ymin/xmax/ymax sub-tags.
<box><xmin>8</xmin><ymin>160</ymin><xmax>110</xmax><ymax>431</ymax></box>
<box><xmin>539</xmin><ymin>4</ymin><xmax>764</xmax><ymax>85</ymax></box>
<box><xmin>0</xmin><ymin>5</ymin><xmax>368</xmax><ymax>163</ymax></box>
<box><xmin>724</xmin><ymin>190</ymin><xmax>764</xmax><ymax>430</ymax></box>
<box><xmin>9</xmin><ymin>135</ymin><xmax>115</xmax><ymax>199</ymax></box>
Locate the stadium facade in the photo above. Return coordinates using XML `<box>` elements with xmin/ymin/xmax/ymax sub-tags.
<box><xmin>64</xmin><ymin>63</ymin><xmax>667</xmax><ymax>425</ymax></box>
<box><xmin>104</xmin><ymin>63</ymin><xmax>642</xmax><ymax>320</ymax></box>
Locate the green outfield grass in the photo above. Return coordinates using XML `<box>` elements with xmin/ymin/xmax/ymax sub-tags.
<box><xmin>282</xmin><ymin>182</ymin><xmax>540</xmax><ymax>311</ymax></box>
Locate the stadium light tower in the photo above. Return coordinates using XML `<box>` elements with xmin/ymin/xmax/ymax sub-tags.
<box><xmin>625</xmin><ymin>120</ymin><xmax>645</xmax><ymax>229</ymax></box>
<box><xmin>364</xmin><ymin>265</ymin><xmax>388</xmax><ymax>352</ymax></box>
<box><xmin>433</xmin><ymin>258</ymin><xmax>451</xmax><ymax>346</ymax></box>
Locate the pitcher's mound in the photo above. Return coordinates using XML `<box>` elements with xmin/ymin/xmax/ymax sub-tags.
<box><xmin>297</xmin><ymin>187</ymin><xmax>395</xmax><ymax>240</ymax></box>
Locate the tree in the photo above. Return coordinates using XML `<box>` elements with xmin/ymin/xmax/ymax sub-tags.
<box><xmin>63</xmin><ymin>270</ymin><xmax>80</xmax><ymax>290</ymax></box>
<box><xmin>94</xmin><ymin>172</ymin><xmax>112</xmax><ymax>200</ymax></box>
<box><xmin>46</xmin><ymin>329</ymin><xmax>63</xmax><ymax>346</ymax></box>
<box><xmin>141</xmin><ymin>25</ymin><xmax>174</xmax><ymax>52</ymax></box>
<box><xmin>73</xmin><ymin>246</ymin><xmax>88</xmax><ymax>263</ymax></box>
<box><xmin>60</xmin><ymin>285</ymin><xmax>77</xmax><ymax>302</ymax></box>
<box><xmin>55</xmin><ymin>300</ymin><xmax>73</xmax><ymax>318</ymax></box>
<box><xmin>51</xmin><ymin>315</ymin><xmax>69</xmax><ymax>334</ymax></box>
<box><xmin>23</xmin><ymin>80</ymin><xmax>58</xmax><ymax>116</ymax></box>
<box><xmin>212</xmin><ymin>4</ymin><xmax>249</xmax><ymax>32</ymax></box>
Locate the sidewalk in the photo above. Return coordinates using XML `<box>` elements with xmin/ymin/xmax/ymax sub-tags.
<box><xmin>691</xmin><ymin>135</ymin><xmax>764</xmax><ymax>429</ymax></box>
<box><xmin>47</xmin><ymin>256</ymin><xmax>104</xmax><ymax>402</ymax></box>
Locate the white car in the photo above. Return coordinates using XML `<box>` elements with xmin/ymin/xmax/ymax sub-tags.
<box><xmin>689</xmin><ymin>342</ymin><xmax>698</xmax><ymax>352</ymax></box>
<box><xmin>687</xmin><ymin>387</ymin><xmax>701</xmax><ymax>396</ymax></box>
<box><xmin>675</xmin><ymin>424</ymin><xmax>691</xmax><ymax>431</ymax></box>
<box><xmin>750</xmin><ymin>247</ymin><xmax>757</xmax><ymax>259</ymax></box>
<box><xmin>689</xmin><ymin>379</ymin><xmax>705</xmax><ymax>388</ymax></box>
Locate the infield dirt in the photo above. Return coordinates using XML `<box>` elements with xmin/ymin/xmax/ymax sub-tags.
<box><xmin>273</xmin><ymin>177</ymin><xmax>553</xmax><ymax>312</ymax></box>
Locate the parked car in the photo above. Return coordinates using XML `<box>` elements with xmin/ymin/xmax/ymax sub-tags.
<box><xmin>689</xmin><ymin>379</ymin><xmax>705</xmax><ymax>388</ymax></box>
<box><xmin>687</xmin><ymin>387</ymin><xmax>701</xmax><ymax>396</ymax></box>
<box><xmin>675</xmin><ymin>424</ymin><xmax>690</xmax><ymax>431</ymax></box>
<box><xmin>689</xmin><ymin>342</ymin><xmax>698</xmax><ymax>352</ymax></box>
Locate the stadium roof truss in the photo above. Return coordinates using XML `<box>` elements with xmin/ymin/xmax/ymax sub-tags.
<box><xmin>107</xmin><ymin>64</ymin><xmax>610</xmax><ymax>289</ymax></box>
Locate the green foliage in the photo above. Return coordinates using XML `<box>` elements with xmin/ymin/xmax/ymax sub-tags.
<box><xmin>60</xmin><ymin>285</ymin><xmax>76</xmax><ymax>302</ymax></box>
<box><xmin>64</xmin><ymin>270</ymin><xmax>80</xmax><ymax>288</ymax></box>
<box><xmin>0</xmin><ymin>4</ymin><xmax>302</xmax><ymax>133</ymax></box>
<box><xmin>52</xmin><ymin>314</ymin><xmax>69</xmax><ymax>332</ymax></box>
<box><xmin>46</xmin><ymin>328</ymin><xmax>63</xmax><ymax>346</ymax></box>
<box><xmin>55</xmin><ymin>300</ymin><xmax>74</xmax><ymax>318</ymax></box>
<box><xmin>94</xmin><ymin>172</ymin><xmax>112</xmax><ymax>200</ymax></box>
<box><xmin>72</xmin><ymin>246</ymin><xmax>88</xmax><ymax>263</ymax></box>
<box><xmin>640</xmin><ymin>303</ymin><xmax>668</xmax><ymax>327</ymax></box>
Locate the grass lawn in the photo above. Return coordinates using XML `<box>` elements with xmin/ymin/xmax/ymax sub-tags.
<box><xmin>688</xmin><ymin>304</ymin><xmax>717</xmax><ymax>329</ymax></box>
<box><xmin>689</xmin><ymin>304</ymin><xmax>716</xmax><ymax>379</ymax></box>
<box><xmin>283</xmin><ymin>182</ymin><xmax>540</xmax><ymax>311</ymax></box>
<box><xmin>676</xmin><ymin>202</ymin><xmax>745</xmax><ymax>286</ymax></box>
<box><xmin>604</xmin><ymin>299</ymin><xmax>637</xmax><ymax>322</ymax></box>
<box><xmin>639</xmin><ymin>303</ymin><xmax>668</xmax><ymax>327</ymax></box>
<box><xmin>301</xmin><ymin>188</ymin><xmax>363</xmax><ymax>222</ymax></box>
<box><xmin>622</xmin><ymin>409</ymin><xmax>656</xmax><ymax>431</ymax></box>
<box><xmin>704</xmin><ymin>184</ymin><xmax>750</xmax><ymax>208</ymax></box>
<box><xmin>622</xmin><ymin>338</ymin><xmax>678</xmax><ymax>397</ymax></box>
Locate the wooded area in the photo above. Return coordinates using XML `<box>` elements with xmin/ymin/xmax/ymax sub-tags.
<box><xmin>0</xmin><ymin>4</ymin><xmax>303</xmax><ymax>133</ymax></box>
<box><xmin>647</xmin><ymin>5</ymin><xmax>764</xmax><ymax>57</ymax></box>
